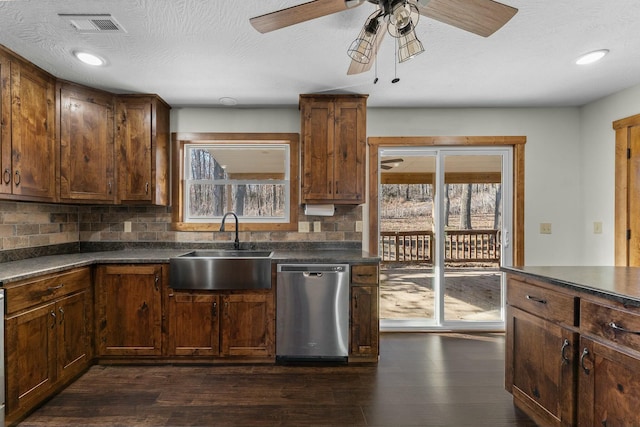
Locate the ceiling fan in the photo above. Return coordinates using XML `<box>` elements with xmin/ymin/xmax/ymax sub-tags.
<box><xmin>250</xmin><ymin>0</ymin><xmax>518</xmax><ymax>75</ymax></box>
<box><xmin>380</xmin><ymin>158</ymin><xmax>404</xmax><ymax>170</ymax></box>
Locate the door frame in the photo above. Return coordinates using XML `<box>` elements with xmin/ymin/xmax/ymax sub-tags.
<box><xmin>368</xmin><ymin>136</ymin><xmax>526</xmax><ymax>266</ymax></box>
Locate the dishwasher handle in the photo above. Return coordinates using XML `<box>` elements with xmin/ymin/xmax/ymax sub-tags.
<box><xmin>303</xmin><ymin>271</ymin><xmax>323</xmax><ymax>278</ymax></box>
<box><xmin>277</xmin><ymin>264</ymin><xmax>349</xmax><ymax>274</ymax></box>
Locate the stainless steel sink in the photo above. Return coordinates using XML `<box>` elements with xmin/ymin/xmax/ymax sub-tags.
<box><xmin>169</xmin><ymin>250</ymin><xmax>273</xmax><ymax>290</ymax></box>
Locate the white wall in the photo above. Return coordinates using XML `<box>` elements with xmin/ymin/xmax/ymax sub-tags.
<box><xmin>171</xmin><ymin>105</ymin><xmax>585</xmax><ymax>265</ymax></box>
<box><xmin>579</xmin><ymin>82</ymin><xmax>640</xmax><ymax>265</ymax></box>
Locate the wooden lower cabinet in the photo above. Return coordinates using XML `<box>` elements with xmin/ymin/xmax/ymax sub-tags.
<box><xmin>578</xmin><ymin>336</ymin><xmax>640</xmax><ymax>426</ymax></box>
<box><xmin>220</xmin><ymin>293</ymin><xmax>274</xmax><ymax>357</ymax></box>
<box><xmin>506</xmin><ymin>306</ymin><xmax>577</xmax><ymax>427</ymax></box>
<box><xmin>167</xmin><ymin>291</ymin><xmax>220</xmax><ymax>356</ymax></box>
<box><xmin>4</xmin><ymin>267</ymin><xmax>92</xmax><ymax>425</ymax></box>
<box><xmin>95</xmin><ymin>264</ymin><xmax>164</xmax><ymax>357</ymax></box>
<box><xmin>167</xmin><ymin>290</ymin><xmax>274</xmax><ymax>359</ymax></box>
<box><xmin>349</xmin><ymin>264</ymin><xmax>379</xmax><ymax>361</ymax></box>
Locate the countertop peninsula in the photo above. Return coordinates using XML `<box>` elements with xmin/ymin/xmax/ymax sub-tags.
<box><xmin>502</xmin><ymin>265</ymin><xmax>640</xmax><ymax>306</ymax></box>
<box><xmin>0</xmin><ymin>249</ymin><xmax>379</xmax><ymax>285</ymax></box>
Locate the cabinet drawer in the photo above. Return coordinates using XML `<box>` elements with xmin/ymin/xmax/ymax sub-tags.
<box><xmin>581</xmin><ymin>299</ymin><xmax>640</xmax><ymax>353</ymax></box>
<box><xmin>507</xmin><ymin>278</ymin><xmax>577</xmax><ymax>325</ymax></box>
<box><xmin>351</xmin><ymin>264</ymin><xmax>378</xmax><ymax>285</ymax></box>
<box><xmin>6</xmin><ymin>267</ymin><xmax>91</xmax><ymax>314</ymax></box>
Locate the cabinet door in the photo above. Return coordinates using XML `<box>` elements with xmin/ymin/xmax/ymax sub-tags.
<box><xmin>5</xmin><ymin>302</ymin><xmax>57</xmax><ymax>416</ymax></box>
<box><xmin>301</xmin><ymin>98</ymin><xmax>334</xmax><ymax>201</ymax></box>
<box><xmin>507</xmin><ymin>306</ymin><xmax>577</xmax><ymax>427</ymax></box>
<box><xmin>578</xmin><ymin>336</ymin><xmax>640</xmax><ymax>427</ymax></box>
<box><xmin>333</xmin><ymin>99</ymin><xmax>365</xmax><ymax>202</ymax></box>
<box><xmin>0</xmin><ymin>53</ymin><xmax>10</xmax><ymax>195</ymax></box>
<box><xmin>56</xmin><ymin>290</ymin><xmax>91</xmax><ymax>381</ymax></box>
<box><xmin>168</xmin><ymin>291</ymin><xmax>220</xmax><ymax>356</ymax></box>
<box><xmin>220</xmin><ymin>293</ymin><xmax>274</xmax><ymax>357</ymax></box>
<box><xmin>117</xmin><ymin>99</ymin><xmax>152</xmax><ymax>202</ymax></box>
<box><xmin>10</xmin><ymin>60</ymin><xmax>56</xmax><ymax>200</ymax></box>
<box><xmin>59</xmin><ymin>85</ymin><xmax>115</xmax><ymax>202</ymax></box>
<box><xmin>350</xmin><ymin>285</ymin><xmax>379</xmax><ymax>357</ymax></box>
<box><xmin>96</xmin><ymin>265</ymin><xmax>163</xmax><ymax>356</ymax></box>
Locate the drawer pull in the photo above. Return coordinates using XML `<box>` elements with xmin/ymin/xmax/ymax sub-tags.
<box><xmin>580</xmin><ymin>347</ymin><xmax>591</xmax><ymax>374</ymax></box>
<box><xmin>47</xmin><ymin>284</ymin><xmax>64</xmax><ymax>292</ymax></box>
<box><xmin>560</xmin><ymin>339</ymin><xmax>571</xmax><ymax>365</ymax></box>
<box><xmin>525</xmin><ymin>295</ymin><xmax>547</xmax><ymax>304</ymax></box>
<box><xmin>3</xmin><ymin>168</ymin><xmax>10</xmax><ymax>184</ymax></box>
<box><xmin>608</xmin><ymin>322</ymin><xmax>640</xmax><ymax>336</ymax></box>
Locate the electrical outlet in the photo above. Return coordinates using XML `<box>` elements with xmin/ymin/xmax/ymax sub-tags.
<box><xmin>124</xmin><ymin>221</ymin><xmax>132</xmax><ymax>233</ymax></box>
<box><xmin>355</xmin><ymin>221</ymin><xmax>363</xmax><ymax>232</ymax></box>
<box><xmin>298</xmin><ymin>221</ymin><xmax>310</xmax><ymax>233</ymax></box>
<box><xmin>594</xmin><ymin>221</ymin><xmax>603</xmax><ymax>234</ymax></box>
<box><xmin>313</xmin><ymin>221</ymin><xmax>321</xmax><ymax>232</ymax></box>
<box><xmin>539</xmin><ymin>222</ymin><xmax>552</xmax><ymax>234</ymax></box>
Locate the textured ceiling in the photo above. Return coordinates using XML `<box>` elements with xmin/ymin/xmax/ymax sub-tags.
<box><xmin>1</xmin><ymin>0</ymin><xmax>639</xmax><ymax>108</ymax></box>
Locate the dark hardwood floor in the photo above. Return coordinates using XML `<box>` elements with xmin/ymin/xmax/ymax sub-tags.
<box><xmin>18</xmin><ymin>333</ymin><xmax>536</xmax><ymax>427</ymax></box>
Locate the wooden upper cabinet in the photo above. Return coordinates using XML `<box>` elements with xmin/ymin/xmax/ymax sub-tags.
<box><xmin>300</xmin><ymin>94</ymin><xmax>367</xmax><ymax>204</ymax></box>
<box><xmin>0</xmin><ymin>49</ymin><xmax>56</xmax><ymax>201</ymax></box>
<box><xmin>59</xmin><ymin>82</ymin><xmax>115</xmax><ymax>203</ymax></box>
<box><xmin>116</xmin><ymin>94</ymin><xmax>170</xmax><ymax>205</ymax></box>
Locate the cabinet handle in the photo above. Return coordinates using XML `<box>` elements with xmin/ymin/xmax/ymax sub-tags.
<box><xmin>108</xmin><ymin>181</ymin><xmax>112</xmax><ymax>194</ymax></box>
<box><xmin>580</xmin><ymin>347</ymin><xmax>591</xmax><ymax>374</ymax></box>
<box><xmin>47</xmin><ymin>283</ymin><xmax>64</xmax><ymax>292</ymax></box>
<box><xmin>154</xmin><ymin>275</ymin><xmax>160</xmax><ymax>291</ymax></box>
<box><xmin>212</xmin><ymin>302</ymin><xmax>217</xmax><ymax>317</ymax></box>
<box><xmin>50</xmin><ymin>310</ymin><xmax>56</xmax><ymax>329</ymax></box>
<box><xmin>608</xmin><ymin>321</ymin><xmax>640</xmax><ymax>335</ymax></box>
<box><xmin>525</xmin><ymin>295</ymin><xmax>547</xmax><ymax>304</ymax></box>
<box><xmin>560</xmin><ymin>338</ymin><xmax>571</xmax><ymax>365</ymax></box>
<box><xmin>3</xmin><ymin>168</ymin><xmax>9</xmax><ymax>184</ymax></box>
<box><xmin>145</xmin><ymin>182</ymin><xmax>150</xmax><ymax>194</ymax></box>
<box><xmin>328</xmin><ymin>181</ymin><xmax>332</xmax><ymax>194</ymax></box>
<box><xmin>14</xmin><ymin>170</ymin><xmax>20</xmax><ymax>186</ymax></box>
<box><xmin>354</xmin><ymin>294</ymin><xmax>358</xmax><ymax>309</ymax></box>
<box><xmin>59</xmin><ymin>307</ymin><xmax>65</xmax><ymax>324</ymax></box>
<box><xmin>335</xmin><ymin>180</ymin><xmax>339</xmax><ymax>194</ymax></box>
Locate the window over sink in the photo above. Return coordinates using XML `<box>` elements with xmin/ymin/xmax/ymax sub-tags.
<box><xmin>171</xmin><ymin>133</ymin><xmax>299</xmax><ymax>231</ymax></box>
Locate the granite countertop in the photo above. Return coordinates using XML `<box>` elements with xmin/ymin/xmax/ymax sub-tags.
<box><xmin>0</xmin><ymin>249</ymin><xmax>379</xmax><ymax>285</ymax></box>
<box><xmin>502</xmin><ymin>266</ymin><xmax>640</xmax><ymax>306</ymax></box>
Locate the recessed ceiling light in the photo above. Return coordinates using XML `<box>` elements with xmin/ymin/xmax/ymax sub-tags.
<box><xmin>576</xmin><ymin>49</ymin><xmax>609</xmax><ymax>65</ymax></box>
<box><xmin>219</xmin><ymin>97</ymin><xmax>238</xmax><ymax>106</ymax></box>
<box><xmin>73</xmin><ymin>51</ymin><xmax>106</xmax><ymax>66</ymax></box>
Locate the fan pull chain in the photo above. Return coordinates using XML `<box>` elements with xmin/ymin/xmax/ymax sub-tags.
<box><xmin>392</xmin><ymin>37</ymin><xmax>400</xmax><ymax>83</ymax></box>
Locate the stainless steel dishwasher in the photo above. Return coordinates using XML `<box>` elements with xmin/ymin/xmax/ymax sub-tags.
<box><xmin>276</xmin><ymin>264</ymin><xmax>349</xmax><ymax>363</ymax></box>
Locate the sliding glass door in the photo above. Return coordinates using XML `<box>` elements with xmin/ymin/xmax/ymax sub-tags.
<box><xmin>379</xmin><ymin>147</ymin><xmax>512</xmax><ymax>330</ymax></box>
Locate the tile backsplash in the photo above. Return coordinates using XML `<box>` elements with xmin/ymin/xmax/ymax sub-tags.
<box><xmin>0</xmin><ymin>201</ymin><xmax>362</xmax><ymax>260</ymax></box>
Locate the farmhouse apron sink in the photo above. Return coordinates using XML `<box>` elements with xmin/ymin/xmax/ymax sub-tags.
<box><xmin>169</xmin><ymin>250</ymin><xmax>273</xmax><ymax>290</ymax></box>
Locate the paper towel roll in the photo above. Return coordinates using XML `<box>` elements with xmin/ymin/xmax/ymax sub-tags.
<box><xmin>304</xmin><ymin>204</ymin><xmax>335</xmax><ymax>216</ymax></box>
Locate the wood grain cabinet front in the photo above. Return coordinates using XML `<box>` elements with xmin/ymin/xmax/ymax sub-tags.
<box><xmin>116</xmin><ymin>94</ymin><xmax>170</xmax><ymax>205</ymax></box>
<box><xmin>578</xmin><ymin>298</ymin><xmax>640</xmax><ymax>426</ymax></box>
<box><xmin>300</xmin><ymin>94</ymin><xmax>367</xmax><ymax>204</ymax></box>
<box><xmin>4</xmin><ymin>267</ymin><xmax>92</xmax><ymax>425</ymax></box>
<box><xmin>349</xmin><ymin>264</ymin><xmax>379</xmax><ymax>362</ymax></box>
<box><xmin>0</xmin><ymin>47</ymin><xmax>56</xmax><ymax>202</ymax></box>
<box><xmin>505</xmin><ymin>276</ymin><xmax>578</xmax><ymax>427</ymax></box>
<box><xmin>95</xmin><ymin>264</ymin><xmax>165</xmax><ymax>357</ymax></box>
<box><xmin>167</xmin><ymin>291</ymin><xmax>220</xmax><ymax>357</ymax></box>
<box><xmin>58</xmin><ymin>81</ymin><xmax>116</xmax><ymax>203</ymax></box>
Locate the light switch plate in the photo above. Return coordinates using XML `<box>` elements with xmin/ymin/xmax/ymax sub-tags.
<box><xmin>124</xmin><ymin>221</ymin><xmax>132</xmax><ymax>233</ymax></box>
<box><xmin>594</xmin><ymin>221</ymin><xmax>603</xmax><ymax>234</ymax></box>
<box><xmin>298</xmin><ymin>221</ymin><xmax>310</xmax><ymax>233</ymax></box>
<box><xmin>540</xmin><ymin>222</ymin><xmax>552</xmax><ymax>234</ymax></box>
<box><xmin>313</xmin><ymin>221</ymin><xmax>321</xmax><ymax>232</ymax></box>
<box><xmin>355</xmin><ymin>221</ymin><xmax>363</xmax><ymax>232</ymax></box>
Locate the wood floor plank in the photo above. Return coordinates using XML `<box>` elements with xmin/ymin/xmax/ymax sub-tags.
<box><xmin>17</xmin><ymin>333</ymin><xmax>537</xmax><ymax>427</ymax></box>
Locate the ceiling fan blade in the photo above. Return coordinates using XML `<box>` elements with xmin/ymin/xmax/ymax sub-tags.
<box><xmin>381</xmin><ymin>164</ymin><xmax>392</xmax><ymax>170</ymax></box>
<box><xmin>414</xmin><ymin>0</ymin><xmax>517</xmax><ymax>37</ymax></box>
<box><xmin>347</xmin><ymin>20</ymin><xmax>387</xmax><ymax>75</ymax></box>
<box><xmin>251</xmin><ymin>0</ymin><xmax>363</xmax><ymax>33</ymax></box>
<box><xmin>381</xmin><ymin>158</ymin><xmax>404</xmax><ymax>164</ymax></box>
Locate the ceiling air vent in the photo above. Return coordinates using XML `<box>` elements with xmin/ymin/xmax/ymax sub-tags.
<box><xmin>58</xmin><ymin>14</ymin><xmax>126</xmax><ymax>33</ymax></box>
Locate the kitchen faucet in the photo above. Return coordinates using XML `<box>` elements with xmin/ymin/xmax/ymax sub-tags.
<box><xmin>220</xmin><ymin>212</ymin><xmax>240</xmax><ymax>250</ymax></box>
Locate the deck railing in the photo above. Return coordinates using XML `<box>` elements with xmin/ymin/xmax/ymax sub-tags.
<box><xmin>380</xmin><ymin>229</ymin><xmax>500</xmax><ymax>264</ymax></box>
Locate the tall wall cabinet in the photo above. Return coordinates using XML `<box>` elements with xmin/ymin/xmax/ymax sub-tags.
<box><xmin>300</xmin><ymin>94</ymin><xmax>367</xmax><ymax>204</ymax></box>
<box><xmin>0</xmin><ymin>46</ymin><xmax>56</xmax><ymax>202</ymax></box>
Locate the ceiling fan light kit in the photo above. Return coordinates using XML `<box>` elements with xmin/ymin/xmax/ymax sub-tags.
<box><xmin>250</xmin><ymin>0</ymin><xmax>518</xmax><ymax>75</ymax></box>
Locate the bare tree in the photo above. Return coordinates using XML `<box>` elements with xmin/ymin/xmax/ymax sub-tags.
<box><xmin>493</xmin><ymin>184</ymin><xmax>502</xmax><ymax>229</ymax></box>
<box><xmin>459</xmin><ymin>184</ymin><xmax>472</xmax><ymax>229</ymax></box>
